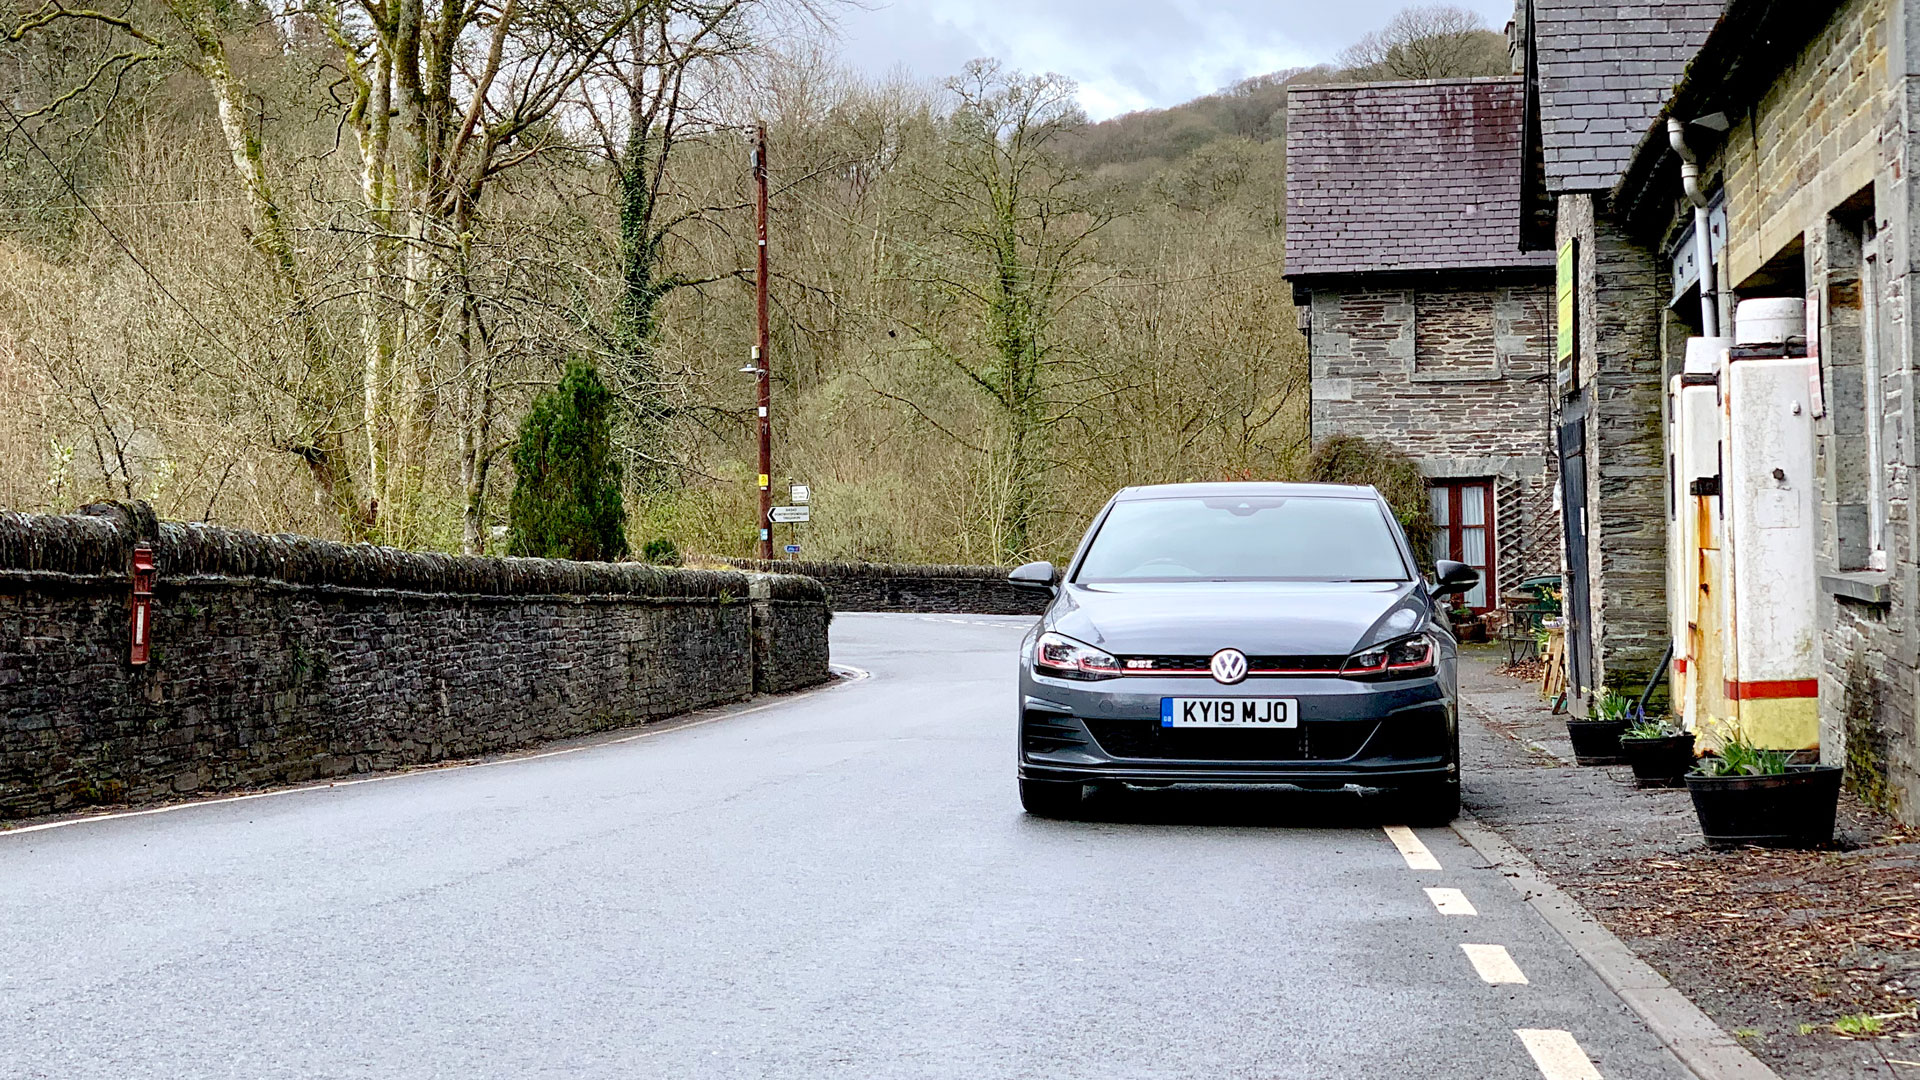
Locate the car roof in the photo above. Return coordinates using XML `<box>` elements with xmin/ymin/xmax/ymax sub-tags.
<box><xmin>1110</xmin><ymin>481</ymin><xmax>1381</xmax><ymax>502</ymax></box>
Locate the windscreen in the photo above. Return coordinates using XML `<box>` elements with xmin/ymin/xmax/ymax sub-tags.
<box><xmin>1074</xmin><ymin>496</ymin><xmax>1410</xmax><ymax>583</ymax></box>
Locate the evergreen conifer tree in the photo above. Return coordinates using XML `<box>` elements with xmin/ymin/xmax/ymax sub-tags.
<box><xmin>507</xmin><ymin>363</ymin><xmax>630</xmax><ymax>561</ymax></box>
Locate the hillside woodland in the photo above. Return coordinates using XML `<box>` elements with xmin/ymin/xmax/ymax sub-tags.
<box><xmin>0</xmin><ymin>1</ymin><xmax>1506</xmax><ymax>564</ymax></box>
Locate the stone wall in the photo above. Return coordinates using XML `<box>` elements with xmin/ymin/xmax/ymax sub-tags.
<box><xmin>1302</xmin><ymin>271</ymin><xmax>1562</xmax><ymax>593</ymax></box>
<box><xmin>1714</xmin><ymin>0</ymin><xmax>1892</xmax><ymax>289</ymax></box>
<box><xmin>0</xmin><ymin>503</ymin><xmax>831</xmax><ymax>820</ymax></box>
<box><xmin>711</xmin><ymin>557</ymin><xmax>1048</xmax><ymax>616</ymax></box>
<box><xmin>1676</xmin><ymin>0</ymin><xmax>1915</xmax><ymax>814</ymax></box>
<box><xmin>1558</xmin><ymin>195</ymin><xmax>1672</xmax><ymax>700</ymax></box>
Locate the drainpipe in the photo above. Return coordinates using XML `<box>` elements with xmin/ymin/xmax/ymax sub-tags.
<box><xmin>1667</xmin><ymin>117</ymin><xmax>1720</xmax><ymax>337</ymax></box>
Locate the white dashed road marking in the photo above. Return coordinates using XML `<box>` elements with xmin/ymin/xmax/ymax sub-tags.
<box><xmin>1514</xmin><ymin>1029</ymin><xmax>1604</xmax><ymax>1080</ymax></box>
<box><xmin>1461</xmin><ymin>943</ymin><xmax>1529</xmax><ymax>985</ymax></box>
<box><xmin>1383</xmin><ymin>825</ymin><xmax>1441</xmax><ymax>870</ymax></box>
<box><xmin>1424</xmin><ymin>887</ymin><xmax>1477</xmax><ymax>916</ymax></box>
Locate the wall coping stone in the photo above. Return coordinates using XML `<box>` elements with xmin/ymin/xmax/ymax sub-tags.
<box><xmin>0</xmin><ymin>504</ymin><xmax>827</xmax><ymax>603</ymax></box>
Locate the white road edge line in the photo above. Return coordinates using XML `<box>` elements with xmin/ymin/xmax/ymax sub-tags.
<box><xmin>1383</xmin><ymin>824</ymin><xmax>1442</xmax><ymax>870</ymax></box>
<box><xmin>0</xmin><ymin>664</ymin><xmax>874</xmax><ymax>839</ymax></box>
<box><xmin>1452</xmin><ymin>812</ymin><xmax>1782</xmax><ymax>1080</ymax></box>
<box><xmin>1515</xmin><ymin>1029</ymin><xmax>1604</xmax><ymax>1080</ymax></box>
<box><xmin>1425</xmin><ymin>887</ymin><xmax>1478</xmax><ymax>916</ymax></box>
<box><xmin>1462</xmin><ymin>943</ymin><xmax>1529</xmax><ymax>985</ymax></box>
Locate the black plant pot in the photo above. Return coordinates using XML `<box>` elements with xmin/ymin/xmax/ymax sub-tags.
<box><xmin>1566</xmin><ymin>718</ymin><xmax>1628</xmax><ymax>765</ymax></box>
<box><xmin>1621</xmin><ymin>733</ymin><xmax>1696</xmax><ymax>788</ymax></box>
<box><xmin>1685</xmin><ymin>765</ymin><xmax>1843</xmax><ymax>849</ymax></box>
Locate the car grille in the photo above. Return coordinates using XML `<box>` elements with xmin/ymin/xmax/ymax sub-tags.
<box><xmin>1083</xmin><ymin>719</ymin><xmax>1378</xmax><ymax>762</ymax></box>
<box><xmin>1118</xmin><ymin>654</ymin><xmax>1348</xmax><ymax>675</ymax></box>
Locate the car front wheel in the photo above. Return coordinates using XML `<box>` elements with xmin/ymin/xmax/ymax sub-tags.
<box><xmin>1019</xmin><ymin>777</ymin><xmax>1086</xmax><ymax>818</ymax></box>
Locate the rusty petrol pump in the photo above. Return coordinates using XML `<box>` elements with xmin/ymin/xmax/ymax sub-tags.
<box><xmin>129</xmin><ymin>542</ymin><xmax>155</xmax><ymax>666</ymax></box>
<box><xmin>1667</xmin><ymin>299</ymin><xmax>1820</xmax><ymax>752</ymax></box>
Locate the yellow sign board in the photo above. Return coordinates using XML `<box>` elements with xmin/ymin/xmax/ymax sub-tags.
<box><xmin>1556</xmin><ymin>241</ymin><xmax>1576</xmax><ymax>366</ymax></box>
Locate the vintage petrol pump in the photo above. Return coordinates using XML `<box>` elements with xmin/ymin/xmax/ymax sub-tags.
<box><xmin>1666</xmin><ymin>299</ymin><xmax>1820</xmax><ymax>750</ymax></box>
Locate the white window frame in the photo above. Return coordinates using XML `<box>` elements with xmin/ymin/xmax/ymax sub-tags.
<box><xmin>1862</xmin><ymin>219</ymin><xmax>1888</xmax><ymax>570</ymax></box>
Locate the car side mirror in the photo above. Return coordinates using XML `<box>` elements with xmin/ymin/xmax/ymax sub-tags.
<box><xmin>1431</xmin><ymin>559</ymin><xmax>1480</xmax><ymax>598</ymax></box>
<box><xmin>1008</xmin><ymin>560</ymin><xmax>1057</xmax><ymax>593</ymax></box>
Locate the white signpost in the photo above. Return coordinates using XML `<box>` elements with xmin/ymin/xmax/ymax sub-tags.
<box><xmin>770</xmin><ymin>505</ymin><xmax>810</xmax><ymax>524</ymax></box>
<box><xmin>790</xmin><ymin>484</ymin><xmax>810</xmax><ymax>504</ymax></box>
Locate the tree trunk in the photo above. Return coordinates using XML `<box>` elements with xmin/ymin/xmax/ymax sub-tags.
<box><xmin>182</xmin><ymin>0</ymin><xmax>371</xmax><ymax>539</ymax></box>
<box><xmin>359</xmin><ymin>48</ymin><xmax>396</xmax><ymax>537</ymax></box>
<box><xmin>614</xmin><ymin>130</ymin><xmax>672</xmax><ymax>491</ymax></box>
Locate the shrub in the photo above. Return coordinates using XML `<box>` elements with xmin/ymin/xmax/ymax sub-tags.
<box><xmin>641</xmin><ymin>537</ymin><xmax>682</xmax><ymax>566</ymax></box>
<box><xmin>1297</xmin><ymin>435</ymin><xmax>1433</xmax><ymax>562</ymax></box>
<box><xmin>507</xmin><ymin>362</ymin><xmax>630</xmax><ymax>561</ymax></box>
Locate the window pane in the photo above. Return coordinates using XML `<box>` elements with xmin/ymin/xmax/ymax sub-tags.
<box><xmin>1430</xmin><ymin>487</ymin><xmax>1450</xmax><ymax>526</ymax></box>
<box><xmin>1460</xmin><ymin>484</ymin><xmax>1487</xmax><ymax>527</ymax></box>
<box><xmin>1462</xmin><ymin>526</ymin><xmax>1487</xmax><ymax>567</ymax></box>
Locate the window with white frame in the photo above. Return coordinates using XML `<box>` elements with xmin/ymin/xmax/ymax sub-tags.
<box><xmin>1827</xmin><ymin>202</ymin><xmax>1889</xmax><ymax>573</ymax></box>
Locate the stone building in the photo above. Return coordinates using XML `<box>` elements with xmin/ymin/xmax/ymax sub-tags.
<box><xmin>1611</xmin><ymin>0</ymin><xmax>1918</xmax><ymax>813</ymax></box>
<box><xmin>1285</xmin><ymin>77</ymin><xmax>1558</xmax><ymax>613</ymax></box>
<box><xmin>1512</xmin><ymin>0</ymin><xmax>1724</xmax><ymax>709</ymax></box>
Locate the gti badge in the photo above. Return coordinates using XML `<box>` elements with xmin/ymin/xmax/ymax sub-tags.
<box><xmin>1209</xmin><ymin>648</ymin><xmax>1249</xmax><ymax>685</ymax></box>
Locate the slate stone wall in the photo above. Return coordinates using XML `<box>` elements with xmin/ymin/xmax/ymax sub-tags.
<box><xmin>711</xmin><ymin>557</ymin><xmax>1048</xmax><ymax>616</ymax></box>
<box><xmin>0</xmin><ymin>503</ymin><xmax>831</xmax><ymax>820</ymax></box>
<box><xmin>1558</xmin><ymin>195</ymin><xmax>1672</xmax><ymax>701</ymax></box>
<box><xmin>1301</xmin><ymin>271</ymin><xmax>1562</xmax><ymax>594</ymax></box>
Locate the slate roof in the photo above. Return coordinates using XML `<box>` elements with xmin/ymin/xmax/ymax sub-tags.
<box><xmin>1285</xmin><ymin>77</ymin><xmax>1548</xmax><ymax>278</ymax></box>
<box><xmin>1532</xmin><ymin>0</ymin><xmax>1725</xmax><ymax>193</ymax></box>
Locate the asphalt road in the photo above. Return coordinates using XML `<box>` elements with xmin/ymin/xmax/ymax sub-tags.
<box><xmin>2</xmin><ymin>614</ymin><xmax>1693</xmax><ymax>1079</ymax></box>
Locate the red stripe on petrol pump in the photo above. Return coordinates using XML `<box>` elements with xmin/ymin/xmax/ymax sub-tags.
<box><xmin>1673</xmin><ymin>657</ymin><xmax>1688</xmax><ymax>673</ymax></box>
<box><xmin>1723</xmin><ymin>678</ymin><xmax>1818</xmax><ymax>701</ymax></box>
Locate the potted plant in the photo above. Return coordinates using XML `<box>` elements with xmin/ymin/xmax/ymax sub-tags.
<box><xmin>1686</xmin><ymin>730</ymin><xmax>1842</xmax><ymax>848</ymax></box>
<box><xmin>1451</xmin><ymin>601</ymin><xmax>1487</xmax><ymax>643</ymax></box>
<box><xmin>1618</xmin><ymin>716</ymin><xmax>1695</xmax><ymax>788</ymax></box>
<box><xmin>1567</xmin><ymin>689</ymin><xmax>1631</xmax><ymax>765</ymax></box>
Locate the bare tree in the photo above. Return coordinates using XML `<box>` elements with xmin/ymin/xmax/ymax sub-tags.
<box><xmin>899</xmin><ymin>59</ymin><xmax>1106</xmax><ymax>563</ymax></box>
<box><xmin>1335</xmin><ymin>4</ymin><xmax>1510</xmax><ymax>81</ymax></box>
<box><xmin>572</xmin><ymin>0</ymin><xmax>785</xmax><ymax>492</ymax></box>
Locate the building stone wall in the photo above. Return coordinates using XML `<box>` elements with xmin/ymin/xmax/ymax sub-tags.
<box><xmin>1557</xmin><ymin>194</ymin><xmax>1673</xmax><ymax>698</ymax></box>
<box><xmin>1672</xmin><ymin>0</ymin><xmax>1915</xmax><ymax>814</ymax></box>
<box><xmin>1304</xmin><ymin>272</ymin><xmax>1561</xmax><ymax>591</ymax></box>
<box><xmin>0</xmin><ymin>503</ymin><xmax>832</xmax><ymax>820</ymax></box>
<box><xmin>1714</xmin><ymin>0</ymin><xmax>1892</xmax><ymax>289</ymax></box>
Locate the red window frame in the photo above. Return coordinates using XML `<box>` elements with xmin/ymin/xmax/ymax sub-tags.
<box><xmin>1430</xmin><ymin>479</ymin><xmax>1496</xmax><ymax>614</ymax></box>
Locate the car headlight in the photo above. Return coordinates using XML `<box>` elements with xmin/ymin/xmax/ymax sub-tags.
<box><xmin>1034</xmin><ymin>632</ymin><xmax>1122</xmax><ymax>680</ymax></box>
<box><xmin>1342</xmin><ymin>633</ymin><xmax>1436</xmax><ymax>678</ymax></box>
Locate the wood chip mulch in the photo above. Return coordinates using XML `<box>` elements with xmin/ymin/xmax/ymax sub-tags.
<box><xmin>1565</xmin><ymin>803</ymin><xmax>1920</xmax><ymax>1041</ymax></box>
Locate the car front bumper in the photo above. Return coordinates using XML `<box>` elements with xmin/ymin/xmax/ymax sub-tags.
<box><xmin>1017</xmin><ymin>670</ymin><xmax>1456</xmax><ymax>787</ymax></box>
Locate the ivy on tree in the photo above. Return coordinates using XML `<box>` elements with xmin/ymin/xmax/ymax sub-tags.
<box><xmin>508</xmin><ymin>364</ymin><xmax>630</xmax><ymax>561</ymax></box>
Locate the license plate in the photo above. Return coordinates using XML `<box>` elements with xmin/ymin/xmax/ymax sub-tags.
<box><xmin>1161</xmin><ymin>698</ymin><xmax>1299</xmax><ymax>728</ymax></box>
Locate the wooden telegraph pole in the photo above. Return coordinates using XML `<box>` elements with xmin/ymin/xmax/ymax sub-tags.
<box><xmin>753</xmin><ymin>124</ymin><xmax>773</xmax><ymax>560</ymax></box>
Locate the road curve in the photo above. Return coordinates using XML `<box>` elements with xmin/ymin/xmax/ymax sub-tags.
<box><xmin>1</xmin><ymin>613</ymin><xmax>1690</xmax><ymax>1079</ymax></box>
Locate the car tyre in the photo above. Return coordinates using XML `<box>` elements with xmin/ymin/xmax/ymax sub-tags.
<box><xmin>1019</xmin><ymin>777</ymin><xmax>1086</xmax><ymax>818</ymax></box>
<box><xmin>1394</xmin><ymin>778</ymin><xmax>1460</xmax><ymax>825</ymax></box>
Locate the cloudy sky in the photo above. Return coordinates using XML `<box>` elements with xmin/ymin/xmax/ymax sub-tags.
<box><xmin>830</xmin><ymin>0</ymin><xmax>1518</xmax><ymax>120</ymax></box>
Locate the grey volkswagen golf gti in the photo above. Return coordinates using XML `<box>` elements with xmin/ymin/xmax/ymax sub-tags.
<box><xmin>1011</xmin><ymin>482</ymin><xmax>1480</xmax><ymax>822</ymax></box>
